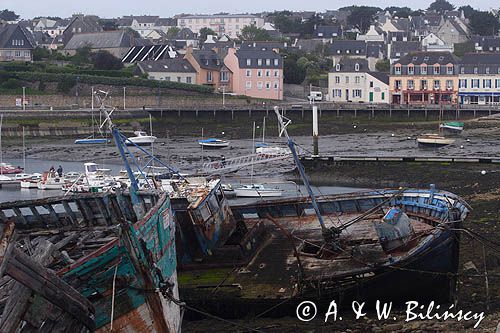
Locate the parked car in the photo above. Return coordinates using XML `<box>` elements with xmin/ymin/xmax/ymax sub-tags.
<box><xmin>307</xmin><ymin>91</ymin><xmax>323</xmax><ymax>102</ymax></box>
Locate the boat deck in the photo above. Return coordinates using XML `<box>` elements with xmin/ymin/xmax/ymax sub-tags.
<box><xmin>179</xmin><ymin>210</ymin><xmax>435</xmax><ymax>300</ymax></box>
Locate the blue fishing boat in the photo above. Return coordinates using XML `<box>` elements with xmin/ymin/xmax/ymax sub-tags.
<box><xmin>198</xmin><ymin>138</ymin><xmax>229</xmax><ymax>148</ymax></box>
<box><xmin>74</xmin><ymin>137</ymin><xmax>111</xmax><ymax>144</ymax></box>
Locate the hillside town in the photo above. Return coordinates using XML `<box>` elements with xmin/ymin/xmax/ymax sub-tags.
<box><xmin>0</xmin><ymin>1</ymin><xmax>499</xmax><ymax>104</ymax></box>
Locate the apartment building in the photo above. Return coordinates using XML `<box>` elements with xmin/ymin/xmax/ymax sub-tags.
<box><xmin>459</xmin><ymin>53</ymin><xmax>500</xmax><ymax>105</ymax></box>
<box><xmin>177</xmin><ymin>14</ymin><xmax>264</xmax><ymax>39</ymax></box>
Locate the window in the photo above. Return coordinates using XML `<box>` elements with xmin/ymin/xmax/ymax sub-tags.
<box><xmin>336</xmin><ymin>64</ymin><xmax>341</xmax><ymax>71</ymax></box>
<box><xmin>273</xmin><ymin>81</ymin><xmax>279</xmax><ymax>90</ymax></box>
<box><xmin>472</xmin><ymin>79</ymin><xmax>480</xmax><ymax>88</ymax></box>
<box><xmin>186</xmin><ymin>77</ymin><xmax>192</xmax><ymax>84</ymax></box>
<box><xmin>246</xmin><ymin>59</ymin><xmax>251</xmax><ymax>66</ymax></box>
<box><xmin>333</xmin><ymin>89</ymin><xmax>342</xmax><ymax>97</ymax></box>
<box><xmin>246</xmin><ymin>69</ymin><xmax>251</xmax><ymax>77</ymax></box>
<box><xmin>345</xmin><ymin>76</ymin><xmax>349</xmax><ymax>84</ymax></box>
<box><xmin>421</xmin><ymin>80</ymin><xmax>428</xmax><ymax>90</ymax></box>
<box><xmin>221</xmin><ymin>71</ymin><xmax>229</xmax><ymax>82</ymax></box>
<box><xmin>177</xmin><ymin>77</ymin><xmax>182</xmax><ymax>82</ymax></box>
<box><xmin>369</xmin><ymin>81</ymin><xmax>374</xmax><ymax>88</ymax></box>
<box><xmin>265</xmin><ymin>59</ymin><xmax>271</xmax><ymax>66</ymax></box>
<box><xmin>381</xmin><ymin>92</ymin><xmax>385</xmax><ymax>100</ymax></box>
<box><xmin>446</xmin><ymin>66</ymin><xmax>453</xmax><ymax>75</ymax></box>
<box><xmin>395</xmin><ymin>80</ymin><xmax>402</xmax><ymax>90</ymax></box>
<box><xmin>274</xmin><ymin>59</ymin><xmax>279</xmax><ymax>66</ymax></box>
<box><xmin>407</xmin><ymin>80</ymin><xmax>414</xmax><ymax>90</ymax></box>
<box><xmin>354</xmin><ymin>63</ymin><xmax>360</xmax><ymax>71</ymax></box>
<box><xmin>207</xmin><ymin>71</ymin><xmax>213</xmax><ymax>82</ymax></box>
<box><xmin>265</xmin><ymin>70</ymin><xmax>270</xmax><ymax>77</ymax></box>
<box><xmin>257</xmin><ymin>81</ymin><xmax>263</xmax><ymax>90</ymax></box>
<box><xmin>394</xmin><ymin>66</ymin><xmax>401</xmax><ymax>75</ymax></box>
<box><xmin>434</xmin><ymin>66</ymin><xmax>440</xmax><ymax>74</ymax></box>
<box><xmin>257</xmin><ymin>59</ymin><xmax>262</xmax><ymax>66</ymax></box>
<box><xmin>486</xmin><ymin>67</ymin><xmax>490</xmax><ymax>74</ymax></box>
<box><xmin>460</xmin><ymin>67</ymin><xmax>465</xmax><ymax>74</ymax></box>
<box><xmin>408</xmin><ymin>66</ymin><xmax>414</xmax><ymax>75</ymax></box>
<box><xmin>483</xmin><ymin>79</ymin><xmax>492</xmax><ymax>88</ymax></box>
<box><xmin>335</xmin><ymin>76</ymin><xmax>340</xmax><ymax>84</ymax></box>
<box><xmin>274</xmin><ymin>70</ymin><xmax>279</xmax><ymax>77</ymax></box>
<box><xmin>165</xmin><ymin>76</ymin><xmax>171</xmax><ymax>81</ymax></box>
<box><xmin>14</xmin><ymin>51</ymin><xmax>21</xmax><ymax>57</ymax></box>
<box><xmin>265</xmin><ymin>82</ymin><xmax>271</xmax><ymax>90</ymax></box>
<box><xmin>257</xmin><ymin>70</ymin><xmax>262</xmax><ymax>77</ymax></box>
<box><xmin>353</xmin><ymin>89</ymin><xmax>362</xmax><ymax>98</ymax></box>
<box><xmin>496</xmin><ymin>79</ymin><xmax>500</xmax><ymax>88</ymax></box>
<box><xmin>423</xmin><ymin>56</ymin><xmax>429</xmax><ymax>61</ymax></box>
<box><xmin>474</xmin><ymin>67</ymin><xmax>478</xmax><ymax>74</ymax></box>
<box><xmin>245</xmin><ymin>81</ymin><xmax>252</xmax><ymax>89</ymax></box>
<box><xmin>433</xmin><ymin>80</ymin><xmax>440</xmax><ymax>90</ymax></box>
<box><xmin>459</xmin><ymin>79</ymin><xmax>467</xmax><ymax>88</ymax></box>
<box><xmin>421</xmin><ymin>66</ymin><xmax>427</xmax><ymax>75</ymax></box>
<box><xmin>355</xmin><ymin>76</ymin><xmax>360</xmax><ymax>84</ymax></box>
<box><xmin>446</xmin><ymin>80</ymin><xmax>453</xmax><ymax>90</ymax></box>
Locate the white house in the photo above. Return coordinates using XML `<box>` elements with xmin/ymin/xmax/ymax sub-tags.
<box><xmin>328</xmin><ymin>58</ymin><xmax>389</xmax><ymax>103</ymax></box>
<box><xmin>177</xmin><ymin>14</ymin><xmax>264</xmax><ymax>39</ymax></box>
<box><xmin>356</xmin><ymin>25</ymin><xmax>384</xmax><ymax>42</ymax></box>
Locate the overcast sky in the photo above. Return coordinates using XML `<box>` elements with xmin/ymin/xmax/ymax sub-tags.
<box><xmin>3</xmin><ymin>0</ymin><xmax>498</xmax><ymax>19</ymax></box>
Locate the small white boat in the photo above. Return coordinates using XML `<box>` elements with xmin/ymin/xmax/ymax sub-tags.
<box><xmin>256</xmin><ymin>145</ymin><xmax>290</xmax><ymax>156</ymax></box>
<box><xmin>234</xmin><ymin>184</ymin><xmax>283</xmax><ymax>198</ymax></box>
<box><xmin>417</xmin><ymin>134</ymin><xmax>455</xmax><ymax>147</ymax></box>
<box><xmin>0</xmin><ymin>174</ymin><xmax>19</xmax><ymax>185</ymax></box>
<box><xmin>439</xmin><ymin>121</ymin><xmax>464</xmax><ymax>134</ymax></box>
<box><xmin>126</xmin><ymin>131</ymin><xmax>157</xmax><ymax>146</ymax></box>
<box><xmin>20</xmin><ymin>173</ymin><xmax>42</xmax><ymax>189</ymax></box>
<box><xmin>198</xmin><ymin>138</ymin><xmax>230</xmax><ymax>148</ymax></box>
<box><xmin>11</xmin><ymin>173</ymin><xmax>32</xmax><ymax>181</ymax></box>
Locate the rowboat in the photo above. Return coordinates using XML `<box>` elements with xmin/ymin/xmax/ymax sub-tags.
<box><xmin>198</xmin><ymin>138</ymin><xmax>229</xmax><ymax>148</ymax></box>
<box><xmin>439</xmin><ymin>121</ymin><xmax>464</xmax><ymax>134</ymax></box>
<box><xmin>74</xmin><ymin>138</ymin><xmax>111</xmax><ymax>144</ymax></box>
<box><xmin>417</xmin><ymin>133</ymin><xmax>455</xmax><ymax>147</ymax></box>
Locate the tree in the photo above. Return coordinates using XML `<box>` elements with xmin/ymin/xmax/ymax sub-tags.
<box><xmin>0</xmin><ymin>9</ymin><xmax>19</xmax><ymax>21</ymax></box>
<box><xmin>384</xmin><ymin>6</ymin><xmax>413</xmax><ymax>18</ymax></box>
<box><xmin>91</xmin><ymin>50</ymin><xmax>123</xmax><ymax>70</ymax></box>
<box><xmin>199</xmin><ymin>27</ymin><xmax>217</xmax><ymax>42</ymax></box>
<box><xmin>71</xmin><ymin>46</ymin><xmax>93</xmax><ymax>66</ymax></box>
<box><xmin>458</xmin><ymin>5</ymin><xmax>475</xmax><ymax>18</ymax></box>
<box><xmin>268</xmin><ymin>11</ymin><xmax>302</xmax><ymax>34</ymax></box>
<box><xmin>166</xmin><ymin>27</ymin><xmax>180</xmax><ymax>39</ymax></box>
<box><xmin>33</xmin><ymin>47</ymin><xmax>51</xmax><ymax>61</ymax></box>
<box><xmin>283</xmin><ymin>57</ymin><xmax>306</xmax><ymax>84</ymax></box>
<box><xmin>238</xmin><ymin>25</ymin><xmax>270</xmax><ymax>41</ymax></box>
<box><xmin>453</xmin><ymin>41</ymin><xmax>474</xmax><ymax>57</ymax></box>
<box><xmin>375</xmin><ymin>59</ymin><xmax>390</xmax><ymax>72</ymax></box>
<box><xmin>346</xmin><ymin>6</ymin><xmax>380</xmax><ymax>33</ymax></box>
<box><xmin>468</xmin><ymin>11</ymin><xmax>500</xmax><ymax>36</ymax></box>
<box><xmin>427</xmin><ymin>0</ymin><xmax>455</xmax><ymax>14</ymax></box>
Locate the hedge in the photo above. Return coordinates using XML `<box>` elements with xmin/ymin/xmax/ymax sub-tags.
<box><xmin>0</xmin><ymin>62</ymin><xmax>133</xmax><ymax>78</ymax></box>
<box><xmin>12</xmin><ymin>72</ymin><xmax>214</xmax><ymax>93</ymax></box>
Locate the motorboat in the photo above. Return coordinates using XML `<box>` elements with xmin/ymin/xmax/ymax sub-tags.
<box><xmin>255</xmin><ymin>143</ymin><xmax>290</xmax><ymax>156</ymax></box>
<box><xmin>439</xmin><ymin>121</ymin><xmax>464</xmax><ymax>134</ymax></box>
<box><xmin>63</xmin><ymin>163</ymin><xmax>116</xmax><ymax>193</ymax></box>
<box><xmin>37</xmin><ymin>171</ymin><xmax>63</xmax><ymax>190</ymax></box>
<box><xmin>234</xmin><ymin>184</ymin><xmax>283</xmax><ymax>197</ymax></box>
<box><xmin>0</xmin><ymin>162</ymin><xmax>23</xmax><ymax>174</ymax></box>
<box><xmin>417</xmin><ymin>133</ymin><xmax>455</xmax><ymax>147</ymax></box>
<box><xmin>126</xmin><ymin>131</ymin><xmax>157</xmax><ymax>146</ymax></box>
<box><xmin>198</xmin><ymin>138</ymin><xmax>229</xmax><ymax>148</ymax></box>
<box><xmin>20</xmin><ymin>173</ymin><xmax>42</xmax><ymax>189</ymax></box>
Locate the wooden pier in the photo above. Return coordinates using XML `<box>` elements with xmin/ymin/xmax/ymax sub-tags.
<box><xmin>301</xmin><ymin>155</ymin><xmax>500</xmax><ymax>165</ymax></box>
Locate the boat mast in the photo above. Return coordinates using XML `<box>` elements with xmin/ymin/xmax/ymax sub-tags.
<box><xmin>262</xmin><ymin>117</ymin><xmax>265</xmax><ymax>143</ymax></box>
<box><xmin>22</xmin><ymin>126</ymin><xmax>26</xmax><ymax>171</ymax></box>
<box><xmin>0</xmin><ymin>114</ymin><xmax>3</xmax><ymax>175</ymax></box>
<box><xmin>273</xmin><ymin>107</ymin><xmax>340</xmax><ymax>245</ymax></box>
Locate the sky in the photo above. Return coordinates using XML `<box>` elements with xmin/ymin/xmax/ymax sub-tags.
<box><xmin>2</xmin><ymin>0</ymin><xmax>498</xmax><ymax>19</ymax></box>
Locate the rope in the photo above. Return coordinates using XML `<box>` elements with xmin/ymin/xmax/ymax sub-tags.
<box><xmin>109</xmin><ymin>264</ymin><xmax>119</xmax><ymax>332</ymax></box>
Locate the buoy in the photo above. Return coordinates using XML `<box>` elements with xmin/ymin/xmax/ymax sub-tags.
<box><xmin>407</xmin><ymin>136</ymin><xmax>412</xmax><ymax>140</ymax></box>
<box><xmin>353</xmin><ymin>125</ymin><xmax>357</xmax><ymax>128</ymax></box>
<box><xmin>391</xmin><ymin>133</ymin><xmax>395</xmax><ymax>137</ymax></box>
<box><xmin>481</xmin><ymin>170</ymin><xmax>486</xmax><ymax>175</ymax></box>
<box><xmin>466</xmin><ymin>139</ymin><xmax>470</xmax><ymax>142</ymax></box>
<box><xmin>460</xmin><ymin>145</ymin><xmax>464</xmax><ymax>149</ymax></box>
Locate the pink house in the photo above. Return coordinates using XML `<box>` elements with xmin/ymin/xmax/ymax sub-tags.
<box><xmin>224</xmin><ymin>47</ymin><xmax>283</xmax><ymax>100</ymax></box>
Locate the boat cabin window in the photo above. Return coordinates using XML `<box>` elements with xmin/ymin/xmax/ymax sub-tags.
<box><xmin>216</xmin><ymin>186</ymin><xmax>225</xmax><ymax>203</ymax></box>
<box><xmin>208</xmin><ymin>195</ymin><xmax>219</xmax><ymax>213</ymax></box>
<box><xmin>196</xmin><ymin>203</ymin><xmax>212</xmax><ymax>221</ymax></box>
<box><xmin>86</xmin><ymin>164</ymin><xmax>98</xmax><ymax>173</ymax></box>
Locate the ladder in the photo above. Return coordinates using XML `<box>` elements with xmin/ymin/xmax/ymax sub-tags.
<box><xmin>202</xmin><ymin>152</ymin><xmax>291</xmax><ymax>175</ymax></box>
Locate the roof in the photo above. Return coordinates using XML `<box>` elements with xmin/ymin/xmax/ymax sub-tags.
<box><xmin>314</xmin><ymin>25</ymin><xmax>342</xmax><ymax>37</ymax></box>
<box><xmin>440</xmin><ymin>19</ymin><xmax>467</xmax><ymax>36</ymax></box>
<box><xmin>138</xmin><ymin>58</ymin><xmax>195</xmax><ymax>73</ymax></box>
<box><xmin>176</xmin><ymin>28</ymin><xmax>197</xmax><ymax>40</ymax></box>
<box><xmin>331</xmin><ymin>58</ymin><xmax>369</xmax><ymax>72</ymax></box>
<box><xmin>390</xmin><ymin>41</ymin><xmax>421</xmax><ymax>58</ymax></box>
<box><xmin>180</xmin><ymin>14</ymin><xmax>260</xmax><ymax>19</ymax></box>
<box><xmin>0</xmin><ymin>24</ymin><xmax>36</xmax><ymax>49</ymax></box>
<box><xmin>122</xmin><ymin>44</ymin><xmax>176</xmax><ymax>63</ymax></box>
<box><xmin>330</xmin><ymin>40</ymin><xmax>366</xmax><ymax>55</ymax></box>
<box><xmin>191</xmin><ymin>49</ymin><xmax>223</xmax><ymax>70</ymax></box>
<box><xmin>366</xmin><ymin>41</ymin><xmax>386</xmax><ymax>58</ymax></box>
<box><xmin>235</xmin><ymin>49</ymin><xmax>282</xmax><ymax>68</ymax></box>
<box><xmin>239</xmin><ymin>41</ymin><xmax>288</xmax><ymax>50</ymax></box>
<box><xmin>461</xmin><ymin>53</ymin><xmax>500</xmax><ymax>65</ymax></box>
<box><xmin>64</xmin><ymin>31</ymin><xmax>141</xmax><ymax>50</ymax></box>
<box><xmin>367</xmin><ymin>71</ymin><xmax>389</xmax><ymax>84</ymax></box>
<box><xmin>395</xmin><ymin>51</ymin><xmax>459</xmax><ymax>65</ymax></box>
<box><xmin>125</xmin><ymin>15</ymin><xmax>159</xmax><ymax>24</ymax></box>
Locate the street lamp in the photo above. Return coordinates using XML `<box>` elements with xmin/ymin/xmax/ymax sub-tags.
<box><xmin>75</xmin><ymin>76</ymin><xmax>80</xmax><ymax>107</ymax></box>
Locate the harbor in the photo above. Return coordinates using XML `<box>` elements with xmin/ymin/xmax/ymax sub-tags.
<box><xmin>0</xmin><ymin>101</ymin><xmax>499</xmax><ymax>332</ymax></box>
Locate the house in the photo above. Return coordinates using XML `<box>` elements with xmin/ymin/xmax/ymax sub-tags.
<box><xmin>173</xmin><ymin>28</ymin><xmax>198</xmax><ymax>48</ymax></box>
<box><xmin>329</xmin><ymin>40</ymin><xmax>366</xmax><ymax>64</ymax></box>
<box><xmin>42</xmin><ymin>19</ymin><xmax>69</xmax><ymax>38</ymax></box>
<box><xmin>328</xmin><ymin>58</ymin><xmax>389</xmax><ymax>103</ymax></box>
<box><xmin>224</xmin><ymin>47</ymin><xmax>283</xmax><ymax>100</ymax></box>
<box><xmin>473</xmin><ymin>36</ymin><xmax>500</xmax><ymax>53</ymax></box>
<box><xmin>390</xmin><ymin>51</ymin><xmax>459</xmax><ymax>105</ymax></box>
<box><xmin>117</xmin><ymin>16</ymin><xmax>176</xmax><ymax>38</ymax></box>
<box><xmin>184</xmin><ymin>47</ymin><xmax>230</xmax><ymax>90</ymax></box>
<box><xmin>239</xmin><ymin>40</ymin><xmax>289</xmax><ymax>52</ymax></box>
<box><xmin>31</xmin><ymin>31</ymin><xmax>61</xmax><ymax>50</ymax></box>
<box><xmin>33</xmin><ymin>18</ymin><xmax>57</xmax><ymax>31</ymax></box>
<box><xmin>421</xmin><ymin>33</ymin><xmax>453</xmax><ymax>52</ymax></box>
<box><xmin>313</xmin><ymin>25</ymin><xmax>342</xmax><ymax>43</ymax></box>
<box><xmin>0</xmin><ymin>24</ymin><xmax>35</xmax><ymax>61</ymax></box>
<box><xmin>458</xmin><ymin>53</ymin><xmax>500</xmax><ymax>105</ymax></box>
<box><xmin>64</xmin><ymin>30</ymin><xmax>150</xmax><ymax>59</ymax></box>
<box><xmin>366</xmin><ymin>41</ymin><xmax>386</xmax><ymax>70</ymax></box>
<box><xmin>62</xmin><ymin>14</ymin><xmax>102</xmax><ymax>45</ymax></box>
<box><xmin>177</xmin><ymin>14</ymin><xmax>264</xmax><ymax>39</ymax></box>
<box><xmin>388</xmin><ymin>41</ymin><xmax>421</xmax><ymax>64</ymax></box>
<box><xmin>435</xmin><ymin>19</ymin><xmax>468</xmax><ymax>46</ymax></box>
<box><xmin>357</xmin><ymin>25</ymin><xmax>384</xmax><ymax>42</ymax></box>
<box><xmin>136</xmin><ymin>58</ymin><xmax>196</xmax><ymax>83</ymax></box>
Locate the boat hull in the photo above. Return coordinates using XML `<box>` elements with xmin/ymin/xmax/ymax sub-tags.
<box><xmin>234</xmin><ymin>188</ymin><xmax>283</xmax><ymax>197</ymax></box>
<box><xmin>126</xmin><ymin>137</ymin><xmax>157</xmax><ymax>146</ymax></box>
<box><xmin>74</xmin><ymin>138</ymin><xmax>111</xmax><ymax>144</ymax></box>
<box><xmin>199</xmin><ymin>143</ymin><xmax>229</xmax><ymax>149</ymax></box>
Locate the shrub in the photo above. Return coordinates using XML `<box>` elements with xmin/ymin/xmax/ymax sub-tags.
<box><xmin>1</xmin><ymin>78</ymin><xmax>22</xmax><ymax>89</ymax></box>
<box><xmin>56</xmin><ymin>76</ymin><xmax>76</xmax><ymax>93</ymax></box>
